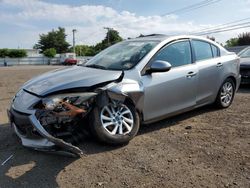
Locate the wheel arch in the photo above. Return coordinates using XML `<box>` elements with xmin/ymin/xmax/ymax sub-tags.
<box><xmin>227</xmin><ymin>76</ymin><xmax>236</xmax><ymax>88</ymax></box>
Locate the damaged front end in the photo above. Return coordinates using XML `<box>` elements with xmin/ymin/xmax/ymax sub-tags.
<box><xmin>8</xmin><ymin>91</ymin><xmax>98</xmax><ymax>157</ymax></box>
<box><xmin>33</xmin><ymin>92</ymin><xmax>98</xmax><ymax>155</ymax></box>
<box><xmin>8</xmin><ymin>71</ymin><xmax>144</xmax><ymax>157</ymax></box>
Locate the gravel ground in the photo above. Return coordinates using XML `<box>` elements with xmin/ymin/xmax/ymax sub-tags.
<box><xmin>0</xmin><ymin>66</ymin><xmax>249</xmax><ymax>188</ymax></box>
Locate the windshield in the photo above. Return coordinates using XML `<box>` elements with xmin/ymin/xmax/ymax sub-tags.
<box><xmin>85</xmin><ymin>40</ymin><xmax>159</xmax><ymax>70</ymax></box>
<box><xmin>238</xmin><ymin>48</ymin><xmax>250</xmax><ymax>58</ymax></box>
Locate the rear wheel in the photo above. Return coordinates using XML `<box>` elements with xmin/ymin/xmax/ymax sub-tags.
<box><xmin>90</xmin><ymin>101</ymin><xmax>140</xmax><ymax>144</ymax></box>
<box><xmin>215</xmin><ymin>78</ymin><xmax>235</xmax><ymax>108</ymax></box>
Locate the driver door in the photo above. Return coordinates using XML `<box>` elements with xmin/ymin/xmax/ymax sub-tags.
<box><xmin>141</xmin><ymin>40</ymin><xmax>198</xmax><ymax>121</ymax></box>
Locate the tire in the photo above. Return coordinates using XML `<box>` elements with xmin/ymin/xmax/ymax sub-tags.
<box><xmin>90</xmin><ymin>101</ymin><xmax>140</xmax><ymax>145</ymax></box>
<box><xmin>215</xmin><ymin>78</ymin><xmax>235</xmax><ymax>108</ymax></box>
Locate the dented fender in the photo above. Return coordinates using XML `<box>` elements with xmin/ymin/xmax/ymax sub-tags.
<box><xmin>99</xmin><ymin>79</ymin><xmax>145</xmax><ymax>112</ymax></box>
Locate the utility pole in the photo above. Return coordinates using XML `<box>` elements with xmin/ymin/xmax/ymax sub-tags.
<box><xmin>72</xmin><ymin>29</ymin><xmax>77</xmax><ymax>55</ymax></box>
<box><xmin>104</xmin><ymin>27</ymin><xmax>113</xmax><ymax>45</ymax></box>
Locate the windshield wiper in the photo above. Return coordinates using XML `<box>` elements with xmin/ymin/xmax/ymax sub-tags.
<box><xmin>85</xmin><ymin>64</ymin><xmax>108</xmax><ymax>70</ymax></box>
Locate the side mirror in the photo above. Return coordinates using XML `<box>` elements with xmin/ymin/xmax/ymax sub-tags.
<box><xmin>147</xmin><ymin>60</ymin><xmax>172</xmax><ymax>74</ymax></box>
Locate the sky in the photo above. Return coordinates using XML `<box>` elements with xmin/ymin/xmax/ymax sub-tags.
<box><xmin>0</xmin><ymin>0</ymin><xmax>250</xmax><ymax>49</ymax></box>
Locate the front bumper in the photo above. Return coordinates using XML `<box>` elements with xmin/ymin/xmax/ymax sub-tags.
<box><xmin>7</xmin><ymin>108</ymin><xmax>83</xmax><ymax>157</ymax></box>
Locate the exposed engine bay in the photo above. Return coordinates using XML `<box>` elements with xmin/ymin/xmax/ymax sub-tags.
<box><xmin>34</xmin><ymin>93</ymin><xmax>97</xmax><ymax>147</ymax></box>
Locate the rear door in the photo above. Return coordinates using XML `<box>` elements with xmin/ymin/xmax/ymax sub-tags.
<box><xmin>191</xmin><ymin>40</ymin><xmax>222</xmax><ymax>105</ymax></box>
<box><xmin>141</xmin><ymin>40</ymin><xmax>198</xmax><ymax>121</ymax></box>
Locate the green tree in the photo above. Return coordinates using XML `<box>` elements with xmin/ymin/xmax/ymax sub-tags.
<box><xmin>225</xmin><ymin>38</ymin><xmax>239</xmax><ymax>47</ymax></box>
<box><xmin>0</xmin><ymin>49</ymin><xmax>27</xmax><ymax>58</ymax></box>
<box><xmin>0</xmin><ymin>48</ymin><xmax>9</xmax><ymax>58</ymax></box>
<box><xmin>74</xmin><ymin>45</ymin><xmax>96</xmax><ymax>56</ymax></box>
<box><xmin>94</xmin><ymin>28</ymin><xmax>123</xmax><ymax>53</ymax></box>
<box><xmin>68</xmin><ymin>29</ymin><xmax>123</xmax><ymax>56</ymax></box>
<box><xmin>43</xmin><ymin>48</ymin><xmax>57</xmax><ymax>58</ymax></box>
<box><xmin>238</xmin><ymin>32</ymin><xmax>250</xmax><ymax>46</ymax></box>
<box><xmin>103</xmin><ymin>28</ymin><xmax>123</xmax><ymax>46</ymax></box>
<box><xmin>8</xmin><ymin>49</ymin><xmax>27</xmax><ymax>58</ymax></box>
<box><xmin>225</xmin><ymin>32</ymin><xmax>250</xmax><ymax>47</ymax></box>
<box><xmin>34</xmin><ymin>27</ymin><xmax>70</xmax><ymax>53</ymax></box>
<box><xmin>43</xmin><ymin>48</ymin><xmax>56</xmax><ymax>65</ymax></box>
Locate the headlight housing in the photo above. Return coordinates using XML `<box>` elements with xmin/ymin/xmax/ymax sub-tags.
<box><xmin>36</xmin><ymin>92</ymin><xmax>97</xmax><ymax>111</ymax></box>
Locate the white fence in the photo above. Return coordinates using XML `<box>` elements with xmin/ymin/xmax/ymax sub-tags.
<box><xmin>0</xmin><ymin>57</ymin><xmax>60</xmax><ymax>66</ymax></box>
<box><xmin>0</xmin><ymin>56</ymin><xmax>92</xmax><ymax>66</ymax></box>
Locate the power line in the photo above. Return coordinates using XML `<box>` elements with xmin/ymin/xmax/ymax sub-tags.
<box><xmin>195</xmin><ymin>24</ymin><xmax>250</xmax><ymax>35</ymax></box>
<box><xmin>193</xmin><ymin>21</ymin><xmax>250</xmax><ymax>35</ymax></box>
<box><xmin>161</xmin><ymin>0</ymin><xmax>222</xmax><ymax>16</ymax></box>
<box><xmin>80</xmin><ymin>0</ymin><xmax>223</xmax><ymax>42</ymax></box>
<box><xmin>192</xmin><ymin>17</ymin><xmax>250</xmax><ymax>34</ymax></box>
<box><xmin>161</xmin><ymin>0</ymin><xmax>212</xmax><ymax>16</ymax></box>
<box><xmin>110</xmin><ymin>0</ymin><xmax>222</xmax><ymax>31</ymax></box>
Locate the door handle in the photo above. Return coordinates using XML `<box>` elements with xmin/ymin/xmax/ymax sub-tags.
<box><xmin>216</xmin><ymin>62</ymin><xmax>223</xmax><ymax>67</ymax></box>
<box><xmin>186</xmin><ymin>71</ymin><xmax>197</xmax><ymax>78</ymax></box>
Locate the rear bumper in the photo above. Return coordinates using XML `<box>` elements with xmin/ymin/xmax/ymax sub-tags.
<box><xmin>7</xmin><ymin>108</ymin><xmax>83</xmax><ymax>157</ymax></box>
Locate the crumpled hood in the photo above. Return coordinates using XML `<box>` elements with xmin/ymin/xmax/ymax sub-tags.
<box><xmin>23</xmin><ymin>66</ymin><xmax>122</xmax><ymax>96</ymax></box>
<box><xmin>240</xmin><ymin>58</ymin><xmax>250</xmax><ymax>67</ymax></box>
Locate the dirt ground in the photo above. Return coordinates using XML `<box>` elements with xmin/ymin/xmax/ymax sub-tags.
<box><xmin>0</xmin><ymin>66</ymin><xmax>249</xmax><ymax>188</ymax></box>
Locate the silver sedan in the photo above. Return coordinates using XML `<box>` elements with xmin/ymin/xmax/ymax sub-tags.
<box><xmin>8</xmin><ymin>35</ymin><xmax>241</xmax><ymax>156</ymax></box>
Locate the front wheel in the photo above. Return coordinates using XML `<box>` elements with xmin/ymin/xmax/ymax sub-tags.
<box><xmin>215</xmin><ymin>78</ymin><xmax>235</xmax><ymax>108</ymax></box>
<box><xmin>90</xmin><ymin>101</ymin><xmax>140</xmax><ymax>145</ymax></box>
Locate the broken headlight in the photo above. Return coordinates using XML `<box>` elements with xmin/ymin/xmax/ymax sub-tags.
<box><xmin>41</xmin><ymin>92</ymin><xmax>97</xmax><ymax>112</ymax></box>
<box><xmin>34</xmin><ymin>92</ymin><xmax>98</xmax><ymax>138</ymax></box>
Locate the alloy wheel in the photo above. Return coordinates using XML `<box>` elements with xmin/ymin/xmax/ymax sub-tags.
<box><xmin>100</xmin><ymin>103</ymin><xmax>134</xmax><ymax>136</ymax></box>
<box><xmin>220</xmin><ymin>82</ymin><xmax>233</xmax><ymax>107</ymax></box>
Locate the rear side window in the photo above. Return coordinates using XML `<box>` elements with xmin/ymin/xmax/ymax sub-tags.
<box><xmin>211</xmin><ymin>44</ymin><xmax>220</xmax><ymax>57</ymax></box>
<box><xmin>151</xmin><ymin>40</ymin><xmax>192</xmax><ymax>68</ymax></box>
<box><xmin>192</xmin><ymin>40</ymin><xmax>213</xmax><ymax>61</ymax></box>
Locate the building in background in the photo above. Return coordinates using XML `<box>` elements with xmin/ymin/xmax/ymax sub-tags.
<box><xmin>24</xmin><ymin>49</ymin><xmax>40</xmax><ymax>57</ymax></box>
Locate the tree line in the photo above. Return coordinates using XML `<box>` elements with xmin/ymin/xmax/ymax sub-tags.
<box><xmin>0</xmin><ymin>49</ymin><xmax>27</xmax><ymax>58</ymax></box>
<box><xmin>225</xmin><ymin>32</ymin><xmax>250</xmax><ymax>47</ymax></box>
<box><xmin>74</xmin><ymin>29</ymin><xmax>123</xmax><ymax>56</ymax></box>
<box><xmin>34</xmin><ymin>27</ymin><xmax>122</xmax><ymax>58</ymax></box>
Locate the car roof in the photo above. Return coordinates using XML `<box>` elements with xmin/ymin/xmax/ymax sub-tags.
<box><xmin>127</xmin><ymin>34</ymin><xmax>228</xmax><ymax>55</ymax></box>
<box><xmin>128</xmin><ymin>34</ymin><xmax>217</xmax><ymax>43</ymax></box>
<box><xmin>128</xmin><ymin>34</ymin><xmax>169</xmax><ymax>42</ymax></box>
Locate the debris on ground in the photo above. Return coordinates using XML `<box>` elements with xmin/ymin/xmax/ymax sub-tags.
<box><xmin>1</xmin><ymin>154</ymin><xmax>14</xmax><ymax>166</ymax></box>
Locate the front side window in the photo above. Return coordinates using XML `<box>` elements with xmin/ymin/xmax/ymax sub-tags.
<box><xmin>85</xmin><ymin>40</ymin><xmax>159</xmax><ymax>70</ymax></box>
<box><xmin>151</xmin><ymin>40</ymin><xmax>192</xmax><ymax>68</ymax></box>
<box><xmin>192</xmin><ymin>40</ymin><xmax>213</xmax><ymax>61</ymax></box>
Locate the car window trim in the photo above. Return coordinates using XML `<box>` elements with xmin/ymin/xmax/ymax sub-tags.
<box><xmin>190</xmin><ymin>39</ymin><xmax>216</xmax><ymax>63</ymax></box>
<box><xmin>141</xmin><ymin>38</ymin><xmax>193</xmax><ymax>76</ymax></box>
<box><xmin>210</xmin><ymin>44</ymin><xmax>220</xmax><ymax>58</ymax></box>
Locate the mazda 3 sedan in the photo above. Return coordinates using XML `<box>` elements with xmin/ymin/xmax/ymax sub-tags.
<box><xmin>8</xmin><ymin>35</ymin><xmax>241</xmax><ymax>156</ymax></box>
